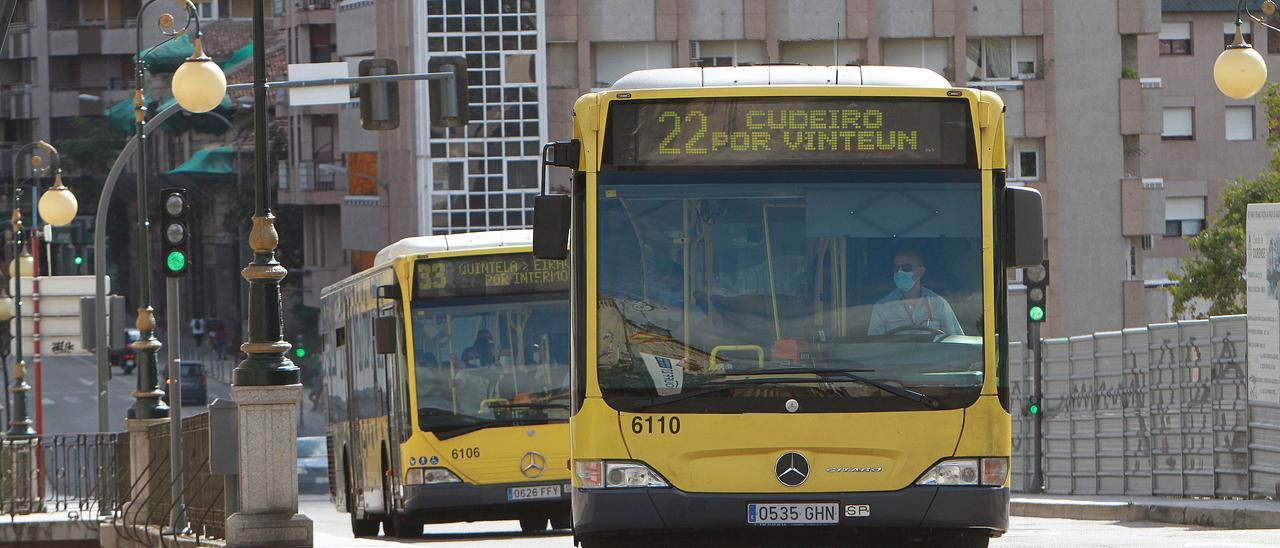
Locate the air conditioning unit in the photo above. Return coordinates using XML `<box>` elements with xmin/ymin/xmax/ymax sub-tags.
<box><xmin>689</xmin><ymin>41</ymin><xmax>702</xmax><ymax>62</ymax></box>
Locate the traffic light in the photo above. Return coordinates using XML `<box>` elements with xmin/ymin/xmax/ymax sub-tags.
<box><xmin>358</xmin><ymin>58</ymin><xmax>401</xmax><ymax>131</ymax></box>
<box><xmin>1027</xmin><ymin>396</ymin><xmax>1042</xmax><ymax>416</ymax></box>
<box><xmin>73</xmin><ymin>255</ymin><xmax>83</xmax><ymax>266</ymax></box>
<box><xmin>1025</xmin><ymin>259</ymin><xmax>1049</xmax><ymax>323</ymax></box>
<box><xmin>427</xmin><ymin>56</ymin><xmax>470</xmax><ymax>128</ymax></box>
<box><xmin>159</xmin><ymin>188</ymin><xmax>190</xmax><ymax>277</ymax></box>
<box><xmin>294</xmin><ymin>345</ymin><xmax>307</xmax><ymax>359</ymax></box>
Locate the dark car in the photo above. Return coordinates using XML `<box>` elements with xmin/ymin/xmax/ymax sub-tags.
<box><xmin>161</xmin><ymin>361</ymin><xmax>208</xmax><ymax>406</ymax></box>
<box><xmin>108</xmin><ymin>328</ymin><xmax>140</xmax><ymax>375</ymax></box>
<box><xmin>296</xmin><ymin>436</ymin><xmax>328</xmax><ymax>494</ymax></box>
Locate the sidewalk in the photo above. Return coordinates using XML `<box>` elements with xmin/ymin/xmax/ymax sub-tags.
<box><xmin>1011</xmin><ymin>493</ymin><xmax>1280</xmax><ymax>529</ymax></box>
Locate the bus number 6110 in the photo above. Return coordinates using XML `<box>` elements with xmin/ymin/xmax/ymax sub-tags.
<box><xmin>632</xmin><ymin>415</ymin><xmax>681</xmax><ymax>434</ymax></box>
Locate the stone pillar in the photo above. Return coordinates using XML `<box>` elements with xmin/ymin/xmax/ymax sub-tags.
<box><xmin>224</xmin><ymin>384</ymin><xmax>312</xmax><ymax>547</ymax></box>
<box><xmin>125</xmin><ymin>417</ymin><xmax>168</xmax><ymax>514</ymax></box>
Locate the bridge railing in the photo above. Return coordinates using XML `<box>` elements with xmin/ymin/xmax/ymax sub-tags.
<box><xmin>0</xmin><ymin>432</ymin><xmax>129</xmax><ymax>527</ymax></box>
<box><xmin>115</xmin><ymin>411</ymin><xmax>224</xmax><ymax>544</ymax></box>
<box><xmin>1012</xmin><ymin>314</ymin><xmax>1278</xmax><ymax>499</ymax></box>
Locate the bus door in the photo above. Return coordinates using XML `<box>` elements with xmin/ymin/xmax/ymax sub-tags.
<box><xmin>378</xmin><ymin>290</ymin><xmax>409</xmax><ymax>503</ymax></box>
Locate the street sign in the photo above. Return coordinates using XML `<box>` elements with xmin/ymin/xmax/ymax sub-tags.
<box><xmin>286</xmin><ymin>62</ymin><xmax>351</xmax><ymax>106</ymax></box>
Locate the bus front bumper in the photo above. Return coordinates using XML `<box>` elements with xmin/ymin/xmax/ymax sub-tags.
<box><xmin>403</xmin><ymin>481</ymin><xmax>571</xmax><ymax>523</ymax></box>
<box><xmin>572</xmin><ymin>485</ymin><xmax>1008</xmax><ymax>535</ymax></box>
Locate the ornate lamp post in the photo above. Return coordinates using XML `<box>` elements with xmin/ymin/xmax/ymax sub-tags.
<box><xmin>127</xmin><ymin>0</ymin><xmax>226</xmax><ymax>422</ymax></box>
<box><xmin>6</xmin><ymin>141</ymin><xmax>75</xmax><ymax>438</ymax></box>
<box><xmin>1214</xmin><ymin>0</ymin><xmax>1278</xmax><ymax>99</ymax></box>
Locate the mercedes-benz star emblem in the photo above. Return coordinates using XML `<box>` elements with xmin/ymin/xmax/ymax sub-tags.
<box><xmin>775</xmin><ymin>452</ymin><xmax>809</xmax><ymax>487</ymax></box>
<box><xmin>520</xmin><ymin>451</ymin><xmax>547</xmax><ymax>479</ymax></box>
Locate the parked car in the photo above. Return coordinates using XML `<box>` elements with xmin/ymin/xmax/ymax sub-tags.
<box><xmin>296</xmin><ymin>436</ymin><xmax>328</xmax><ymax>494</ymax></box>
<box><xmin>161</xmin><ymin>361</ymin><xmax>208</xmax><ymax>406</ymax></box>
<box><xmin>108</xmin><ymin>328</ymin><xmax>140</xmax><ymax>375</ymax></box>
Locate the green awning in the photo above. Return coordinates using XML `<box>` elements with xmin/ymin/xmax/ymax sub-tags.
<box><xmin>168</xmin><ymin>145</ymin><xmax>235</xmax><ymax>176</ymax></box>
<box><xmin>136</xmin><ymin>33</ymin><xmax>194</xmax><ymax>74</ymax></box>
<box><xmin>104</xmin><ymin>97</ymin><xmax>136</xmax><ymax>135</ymax></box>
<box><xmin>221</xmin><ymin>43</ymin><xmax>252</xmax><ymax>70</ymax></box>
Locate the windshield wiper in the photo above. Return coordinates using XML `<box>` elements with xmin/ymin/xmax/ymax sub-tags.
<box><xmin>431</xmin><ymin>417</ymin><xmax>563</xmax><ymax>441</ymax></box>
<box><xmin>486</xmin><ymin>402</ymin><xmax>570</xmax><ymax>410</ymax></box>
<box><xmin>632</xmin><ymin>367</ymin><xmax>940</xmax><ymax>411</ymax></box>
<box><xmin>727</xmin><ymin>367</ymin><xmax>941</xmax><ymax>409</ymax></box>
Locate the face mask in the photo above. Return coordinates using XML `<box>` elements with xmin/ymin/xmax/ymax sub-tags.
<box><xmin>893</xmin><ymin>270</ymin><xmax>916</xmax><ymax>292</ymax></box>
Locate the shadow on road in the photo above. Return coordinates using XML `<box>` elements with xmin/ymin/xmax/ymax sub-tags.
<box><xmin>378</xmin><ymin>530</ymin><xmax>572</xmax><ymax>544</ymax></box>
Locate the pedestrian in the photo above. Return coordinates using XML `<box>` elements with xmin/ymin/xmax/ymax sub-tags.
<box><xmin>212</xmin><ymin>322</ymin><xmax>229</xmax><ymax>361</ymax></box>
<box><xmin>308</xmin><ymin>364</ymin><xmax>324</xmax><ymax>412</ymax></box>
<box><xmin>190</xmin><ymin>317</ymin><xmax>206</xmax><ymax>349</ymax></box>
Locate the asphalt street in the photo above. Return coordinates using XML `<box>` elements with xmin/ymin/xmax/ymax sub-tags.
<box><xmin>300</xmin><ymin>495</ymin><xmax>1280</xmax><ymax>548</ymax></box>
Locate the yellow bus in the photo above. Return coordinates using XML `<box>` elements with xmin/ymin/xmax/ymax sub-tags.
<box><xmin>322</xmin><ymin>230</ymin><xmax>573</xmax><ymax>538</ymax></box>
<box><xmin>532</xmin><ymin>65</ymin><xmax>1043</xmax><ymax>546</ymax></box>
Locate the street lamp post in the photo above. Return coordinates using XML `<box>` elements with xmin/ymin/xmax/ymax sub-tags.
<box><xmin>5</xmin><ymin>141</ymin><xmax>76</xmax><ymax>438</ymax></box>
<box><xmin>127</xmin><ymin>0</ymin><xmax>225</xmax><ymax>422</ymax></box>
<box><xmin>1214</xmin><ymin>0</ymin><xmax>1278</xmax><ymax>100</ymax></box>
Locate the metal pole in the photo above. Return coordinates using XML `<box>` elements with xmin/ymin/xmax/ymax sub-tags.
<box><xmin>7</xmin><ymin>145</ymin><xmax>33</xmax><ymax>438</ymax></box>
<box><xmin>166</xmin><ymin>276</ymin><xmax>187</xmax><ymax>532</ymax></box>
<box><xmin>95</xmin><ymin>102</ymin><xmax>187</xmax><ymax>433</ymax></box>
<box><xmin>234</xmin><ymin>0</ymin><xmax>298</xmax><ymax>387</ymax></box>
<box><xmin>1030</xmin><ymin>321</ymin><xmax>1044</xmax><ymax>494</ymax></box>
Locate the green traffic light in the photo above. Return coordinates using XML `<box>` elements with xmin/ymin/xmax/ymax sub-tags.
<box><xmin>294</xmin><ymin>347</ymin><xmax>307</xmax><ymax>359</ymax></box>
<box><xmin>165</xmin><ymin>250</ymin><xmax>187</xmax><ymax>272</ymax></box>
<box><xmin>1029</xmin><ymin>403</ymin><xmax>1040</xmax><ymax>415</ymax></box>
<box><xmin>73</xmin><ymin>256</ymin><xmax>83</xmax><ymax>266</ymax></box>
<box><xmin>1028</xmin><ymin>305</ymin><xmax>1045</xmax><ymax>322</ymax></box>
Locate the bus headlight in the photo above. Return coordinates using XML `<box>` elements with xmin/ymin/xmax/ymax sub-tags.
<box><xmin>916</xmin><ymin>458</ymin><xmax>1007</xmax><ymax>486</ymax></box>
<box><xmin>575</xmin><ymin>460</ymin><xmax>669</xmax><ymax>489</ymax></box>
<box><xmin>406</xmin><ymin>467</ymin><xmax>461</xmax><ymax>485</ymax></box>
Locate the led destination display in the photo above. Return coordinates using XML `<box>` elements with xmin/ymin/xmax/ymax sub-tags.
<box><xmin>606</xmin><ymin>97</ymin><xmax>974</xmax><ymax>168</ymax></box>
<box><xmin>414</xmin><ymin>254</ymin><xmax>569</xmax><ymax>299</ymax></box>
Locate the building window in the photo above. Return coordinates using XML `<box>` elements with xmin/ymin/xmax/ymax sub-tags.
<box><xmin>1159</xmin><ymin>21</ymin><xmax>1192</xmax><ymax>55</ymax></box>
<box><xmin>1270</xmin><ymin>26</ymin><xmax>1280</xmax><ymax>53</ymax></box>
<box><xmin>1226</xmin><ymin>105</ymin><xmax>1255</xmax><ymax>141</ymax></box>
<box><xmin>1164</xmin><ymin>196</ymin><xmax>1206</xmax><ymax>237</ymax></box>
<box><xmin>882</xmin><ymin>38</ymin><xmax>952</xmax><ymax>79</ymax></box>
<box><xmin>1224</xmin><ymin>20</ymin><xmax>1252</xmax><ymax>48</ymax></box>
<box><xmin>505</xmin><ymin>54</ymin><xmax>535</xmax><ymax>84</ymax></box>
<box><xmin>594</xmin><ymin>42</ymin><xmax>674</xmax><ymax>88</ymax></box>
<box><xmin>965</xmin><ymin>37</ymin><xmax>1039</xmax><ymax>81</ymax></box>
<box><xmin>778</xmin><ymin>40</ymin><xmax>864</xmax><ymax>66</ymax></box>
<box><xmin>1016</xmin><ymin>149</ymin><xmax>1039</xmax><ymax>180</ymax></box>
<box><xmin>1162</xmin><ymin>107</ymin><xmax>1194</xmax><ymax>140</ymax></box>
<box><xmin>693</xmin><ymin>40</ymin><xmax>767</xmax><ymax>67</ymax></box>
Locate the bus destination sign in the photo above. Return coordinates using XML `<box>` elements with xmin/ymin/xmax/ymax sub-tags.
<box><xmin>414</xmin><ymin>254</ymin><xmax>569</xmax><ymax>299</ymax></box>
<box><xmin>606</xmin><ymin>97</ymin><xmax>973</xmax><ymax>168</ymax></box>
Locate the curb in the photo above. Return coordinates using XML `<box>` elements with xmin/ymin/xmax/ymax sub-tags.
<box><xmin>1011</xmin><ymin>498</ymin><xmax>1280</xmax><ymax>529</ymax></box>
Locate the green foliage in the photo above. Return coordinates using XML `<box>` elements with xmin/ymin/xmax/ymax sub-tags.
<box><xmin>1167</xmin><ymin>84</ymin><xmax>1280</xmax><ymax>317</ymax></box>
<box><xmin>1121</xmin><ymin>67</ymin><xmax>1139</xmax><ymax>79</ymax></box>
<box><xmin>59</xmin><ymin>118</ymin><xmax>123</xmax><ymax>175</ymax></box>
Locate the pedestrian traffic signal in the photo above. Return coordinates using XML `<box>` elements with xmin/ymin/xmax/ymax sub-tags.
<box><xmin>1025</xmin><ymin>259</ymin><xmax>1049</xmax><ymax>323</ymax></box>
<box><xmin>159</xmin><ymin>188</ymin><xmax>190</xmax><ymax>277</ymax></box>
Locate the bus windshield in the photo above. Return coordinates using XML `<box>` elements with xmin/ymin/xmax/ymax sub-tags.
<box><xmin>596</xmin><ymin>170</ymin><xmax>985</xmax><ymax>413</ymax></box>
<box><xmin>410</xmin><ymin>296</ymin><xmax>571</xmax><ymax>438</ymax></box>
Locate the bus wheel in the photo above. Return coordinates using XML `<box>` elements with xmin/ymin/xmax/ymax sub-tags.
<box><xmin>350</xmin><ymin>509</ymin><xmax>380</xmax><ymax>537</ymax></box>
<box><xmin>550</xmin><ymin>511</ymin><xmax>572</xmax><ymax>530</ymax></box>
<box><xmin>519</xmin><ymin>516</ymin><xmax>548</xmax><ymax>533</ymax></box>
<box><xmin>384</xmin><ymin>513</ymin><xmax>422</xmax><ymax>538</ymax></box>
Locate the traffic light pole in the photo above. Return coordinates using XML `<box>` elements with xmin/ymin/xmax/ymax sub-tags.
<box><xmin>165</xmin><ymin>276</ymin><xmax>187</xmax><ymax>534</ymax></box>
<box><xmin>1029</xmin><ymin>320</ymin><xmax>1044</xmax><ymax>494</ymax></box>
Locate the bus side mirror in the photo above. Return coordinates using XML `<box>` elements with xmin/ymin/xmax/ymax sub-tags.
<box><xmin>533</xmin><ymin>195</ymin><xmax>570</xmax><ymax>260</ymax></box>
<box><xmin>373</xmin><ymin>316</ymin><xmax>398</xmax><ymax>355</ymax></box>
<box><xmin>1005</xmin><ymin>186</ymin><xmax>1044</xmax><ymax>268</ymax></box>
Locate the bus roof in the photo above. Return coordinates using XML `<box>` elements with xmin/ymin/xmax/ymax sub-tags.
<box><xmin>611</xmin><ymin>65</ymin><xmax>952</xmax><ymax>90</ymax></box>
<box><xmin>373</xmin><ymin>229</ymin><xmax>532</xmax><ymax>267</ymax></box>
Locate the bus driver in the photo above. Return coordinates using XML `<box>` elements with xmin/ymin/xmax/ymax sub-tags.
<box><xmin>868</xmin><ymin>248</ymin><xmax>963</xmax><ymax>337</ymax></box>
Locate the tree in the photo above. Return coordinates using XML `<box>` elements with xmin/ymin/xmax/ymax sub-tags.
<box><xmin>1167</xmin><ymin>84</ymin><xmax>1280</xmax><ymax>317</ymax></box>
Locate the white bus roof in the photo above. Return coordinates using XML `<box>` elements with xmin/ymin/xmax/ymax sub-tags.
<box><xmin>373</xmin><ymin>229</ymin><xmax>532</xmax><ymax>267</ymax></box>
<box><xmin>611</xmin><ymin>65</ymin><xmax>951</xmax><ymax>90</ymax></box>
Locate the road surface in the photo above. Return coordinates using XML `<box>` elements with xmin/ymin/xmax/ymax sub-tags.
<box><xmin>300</xmin><ymin>495</ymin><xmax>1280</xmax><ymax>547</ymax></box>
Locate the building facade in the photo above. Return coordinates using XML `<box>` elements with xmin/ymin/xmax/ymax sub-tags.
<box><xmin>279</xmin><ymin>0</ymin><xmax>1277</xmax><ymax>341</ymax></box>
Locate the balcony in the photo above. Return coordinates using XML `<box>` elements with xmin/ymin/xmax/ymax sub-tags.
<box><xmin>1</xmin><ymin>23</ymin><xmax>32</xmax><ymax>58</ymax></box>
<box><xmin>294</xmin><ymin>0</ymin><xmax>336</xmax><ymax>25</ymax></box>
<box><xmin>1119</xmin><ymin>77</ymin><xmax>1162</xmax><ymax>136</ymax></box>
<box><xmin>48</xmin><ymin>19</ymin><xmax>140</xmax><ymax>56</ymax></box>
<box><xmin>1117</xmin><ymin>0</ymin><xmax>1160</xmax><ymax>36</ymax></box>
<box><xmin>278</xmin><ymin>160</ymin><xmax>347</xmax><ymax>206</ymax></box>
<box><xmin>0</xmin><ymin>84</ymin><xmax>35</xmax><ymax>119</ymax></box>
<box><xmin>1121</xmin><ymin>177</ymin><xmax>1165</xmax><ymax>238</ymax></box>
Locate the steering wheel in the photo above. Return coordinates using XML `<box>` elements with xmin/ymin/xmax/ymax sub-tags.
<box><xmin>885</xmin><ymin>325</ymin><xmax>948</xmax><ymax>339</ymax></box>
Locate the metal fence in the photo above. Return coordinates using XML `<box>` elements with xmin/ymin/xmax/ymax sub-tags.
<box><xmin>1011</xmin><ymin>315</ymin><xmax>1279</xmax><ymax>498</ymax></box>
<box><xmin>0</xmin><ymin>432</ymin><xmax>129</xmax><ymax>525</ymax></box>
<box><xmin>117</xmin><ymin>412</ymin><xmax>225</xmax><ymax>544</ymax></box>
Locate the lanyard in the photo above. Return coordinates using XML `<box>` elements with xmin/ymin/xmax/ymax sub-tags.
<box><xmin>899</xmin><ymin>296</ymin><xmax>933</xmax><ymax>326</ymax></box>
